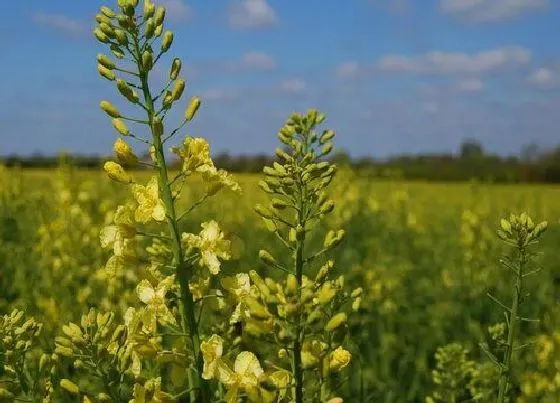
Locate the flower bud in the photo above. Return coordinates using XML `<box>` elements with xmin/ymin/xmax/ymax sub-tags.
<box><xmin>144</xmin><ymin>0</ymin><xmax>156</xmax><ymax>18</ymax></box>
<box><xmin>60</xmin><ymin>379</ymin><xmax>80</xmax><ymax>394</ymax></box>
<box><xmin>99</xmin><ymin>22</ymin><xmax>115</xmax><ymax>38</ymax></box>
<box><xmin>152</xmin><ymin>117</ymin><xmax>163</xmax><ymax>137</ymax></box>
<box><xmin>111</xmin><ymin>118</ymin><xmax>130</xmax><ymax>136</ymax></box>
<box><xmin>328</xmin><ymin>347</ymin><xmax>351</xmax><ymax>373</ymax></box>
<box><xmin>320</xmin><ymin>129</ymin><xmax>335</xmax><ymax>144</ymax></box>
<box><xmin>97</xmin><ymin>53</ymin><xmax>115</xmax><ymax>70</ymax></box>
<box><xmin>271</xmin><ymin>198</ymin><xmax>288</xmax><ymax>210</ymax></box>
<box><xmin>104</xmin><ymin>161</ymin><xmax>132</xmax><ymax>184</ymax></box>
<box><xmin>161</xmin><ymin>30</ymin><xmax>173</xmax><ymax>52</ymax></box>
<box><xmin>325</xmin><ymin>313</ymin><xmax>347</xmax><ymax>332</ymax></box>
<box><xmin>116</xmin><ymin>79</ymin><xmax>139</xmax><ymax>103</ymax></box>
<box><xmin>154</xmin><ymin>23</ymin><xmax>163</xmax><ymax>37</ymax></box>
<box><xmin>93</xmin><ymin>28</ymin><xmax>109</xmax><ymax>43</ymax></box>
<box><xmin>98</xmin><ymin>64</ymin><xmax>116</xmax><ymax>81</ymax></box>
<box><xmin>101</xmin><ymin>6</ymin><xmax>116</xmax><ymax>18</ymax></box>
<box><xmin>114</xmin><ymin>29</ymin><xmax>128</xmax><ymax>45</ymax></box>
<box><xmin>286</xmin><ymin>274</ymin><xmax>297</xmax><ymax>296</ymax></box>
<box><xmin>171</xmin><ymin>79</ymin><xmax>185</xmax><ymax>101</ymax></box>
<box><xmin>96</xmin><ymin>13</ymin><xmax>112</xmax><ymax>25</ymax></box>
<box><xmin>500</xmin><ymin>218</ymin><xmax>512</xmax><ymax>234</ymax></box>
<box><xmin>170</xmin><ymin>58</ymin><xmax>182</xmax><ymax>80</ymax></box>
<box><xmin>144</xmin><ymin>18</ymin><xmax>156</xmax><ymax>38</ymax></box>
<box><xmin>185</xmin><ymin>96</ymin><xmax>201</xmax><ymax>121</ymax></box>
<box><xmin>114</xmin><ymin>138</ymin><xmax>139</xmax><ymax>166</ymax></box>
<box><xmin>154</xmin><ymin>6</ymin><xmax>166</xmax><ymax>25</ymax></box>
<box><xmin>321</xmin><ymin>142</ymin><xmax>333</xmax><ymax>155</ymax></box>
<box><xmin>142</xmin><ymin>50</ymin><xmax>154</xmax><ymax>70</ymax></box>
<box><xmin>320</xmin><ymin>199</ymin><xmax>335</xmax><ymax>215</ymax></box>
<box><xmin>259</xmin><ymin>249</ymin><xmax>277</xmax><ymax>266</ymax></box>
<box><xmin>110</xmin><ymin>44</ymin><xmax>125</xmax><ymax>59</ymax></box>
<box><xmin>100</xmin><ymin>100</ymin><xmax>120</xmax><ymax>118</ymax></box>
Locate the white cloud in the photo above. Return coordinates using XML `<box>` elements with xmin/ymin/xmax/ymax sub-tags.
<box><xmin>31</xmin><ymin>12</ymin><xmax>88</xmax><ymax>37</ymax></box>
<box><xmin>527</xmin><ymin>67</ymin><xmax>559</xmax><ymax>87</ymax></box>
<box><xmin>241</xmin><ymin>52</ymin><xmax>277</xmax><ymax>70</ymax></box>
<box><xmin>456</xmin><ymin>78</ymin><xmax>484</xmax><ymax>92</ymax></box>
<box><xmin>377</xmin><ymin>47</ymin><xmax>531</xmax><ymax>75</ymax></box>
<box><xmin>281</xmin><ymin>78</ymin><xmax>307</xmax><ymax>93</ymax></box>
<box><xmin>440</xmin><ymin>0</ymin><xmax>548</xmax><ymax>22</ymax></box>
<box><xmin>229</xmin><ymin>0</ymin><xmax>277</xmax><ymax>29</ymax></box>
<box><xmin>336</xmin><ymin>61</ymin><xmax>361</xmax><ymax>78</ymax></box>
<box><xmin>159</xmin><ymin>0</ymin><xmax>192</xmax><ymax>22</ymax></box>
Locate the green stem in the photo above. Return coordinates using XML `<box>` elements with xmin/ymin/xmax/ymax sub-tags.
<box><xmin>496</xmin><ymin>247</ymin><xmax>525</xmax><ymax>403</ymax></box>
<box><xmin>133</xmin><ymin>34</ymin><xmax>211</xmax><ymax>403</ymax></box>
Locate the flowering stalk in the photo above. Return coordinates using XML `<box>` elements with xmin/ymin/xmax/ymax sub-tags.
<box><xmin>485</xmin><ymin>213</ymin><xmax>547</xmax><ymax>402</ymax></box>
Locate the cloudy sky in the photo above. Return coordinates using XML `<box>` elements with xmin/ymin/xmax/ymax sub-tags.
<box><xmin>1</xmin><ymin>0</ymin><xmax>559</xmax><ymax>158</ymax></box>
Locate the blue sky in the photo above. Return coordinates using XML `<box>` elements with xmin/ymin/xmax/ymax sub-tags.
<box><xmin>1</xmin><ymin>0</ymin><xmax>559</xmax><ymax>158</ymax></box>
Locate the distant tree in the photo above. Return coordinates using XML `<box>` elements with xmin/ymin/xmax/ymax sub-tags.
<box><xmin>520</xmin><ymin>142</ymin><xmax>540</xmax><ymax>163</ymax></box>
<box><xmin>459</xmin><ymin>138</ymin><xmax>484</xmax><ymax>159</ymax></box>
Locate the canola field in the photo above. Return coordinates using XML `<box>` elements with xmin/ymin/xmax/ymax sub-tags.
<box><xmin>1</xmin><ymin>164</ymin><xmax>559</xmax><ymax>402</ymax></box>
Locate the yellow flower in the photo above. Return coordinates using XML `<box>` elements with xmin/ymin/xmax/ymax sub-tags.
<box><xmin>182</xmin><ymin>221</ymin><xmax>231</xmax><ymax>275</ymax></box>
<box><xmin>329</xmin><ymin>346</ymin><xmax>351</xmax><ymax>372</ymax></box>
<box><xmin>221</xmin><ymin>273</ymin><xmax>252</xmax><ymax>323</ymax></box>
<box><xmin>201</xmin><ymin>166</ymin><xmax>241</xmax><ymax>195</ymax></box>
<box><xmin>100</xmin><ymin>204</ymin><xmax>136</xmax><ymax>259</ymax></box>
<box><xmin>132</xmin><ymin>176</ymin><xmax>166</xmax><ymax>223</ymax></box>
<box><xmin>201</xmin><ymin>334</ymin><xmax>224</xmax><ymax>380</ymax></box>
<box><xmin>221</xmin><ymin>351</ymin><xmax>264</xmax><ymax>403</ymax></box>
<box><xmin>136</xmin><ymin>276</ymin><xmax>177</xmax><ymax>327</ymax></box>
<box><xmin>173</xmin><ymin>137</ymin><xmax>213</xmax><ymax>174</ymax></box>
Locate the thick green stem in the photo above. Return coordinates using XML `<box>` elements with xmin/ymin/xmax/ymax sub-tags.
<box><xmin>497</xmin><ymin>248</ymin><xmax>525</xmax><ymax>403</ymax></box>
<box><xmin>133</xmin><ymin>35</ymin><xmax>210</xmax><ymax>403</ymax></box>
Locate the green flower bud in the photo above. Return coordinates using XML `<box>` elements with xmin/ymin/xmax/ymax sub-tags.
<box><xmin>278</xmin><ymin>348</ymin><xmax>288</xmax><ymax>359</ymax></box>
<box><xmin>54</xmin><ymin>345</ymin><xmax>74</xmax><ymax>357</ymax></box>
<box><xmin>254</xmin><ymin>204</ymin><xmax>272</xmax><ymax>219</ymax></box>
<box><xmin>98</xmin><ymin>64</ymin><xmax>116</xmax><ymax>81</ymax></box>
<box><xmin>271</xmin><ymin>198</ymin><xmax>288</xmax><ymax>210</ymax></box>
<box><xmin>99</xmin><ymin>22</ymin><xmax>115</xmax><ymax>38</ymax></box>
<box><xmin>93</xmin><ymin>28</ymin><xmax>109</xmax><ymax>43</ymax></box>
<box><xmin>116</xmin><ymin>79</ymin><xmax>138</xmax><ymax>103</ymax></box>
<box><xmin>321</xmin><ymin>142</ymin><xmax>333</xmax><ymax>155</ymax></box>
<box><xmin>500</xmin><ymin>218</ymin><xmax>512</xmax><ymax>234</ymax></box>
<box><xmin>259</xmin><ymin>249</ymin><xmax>277</xmax><ymax>266</ymax></box>
<box><xmin>60</xmin><ymin>379</ymin><xmax>80</xmax><ymax>394</ymax></box>
<box><xmin>170</xmin><ymin>58</ymin><xmax>182</xmax><ymax>79</ymax></box>
<box><xmin>320</xmin><ymin>200</ymin><xmax>335</xmax><ymax>215</ymax></box>
<box><xmin>144</xmin><ymin>18</ymin><xmax>155</xmax><ymax>38</ymax></box>
<box><xmin>112</xmin><ymin>118</ymin><xmax>130</xmax><ymax>136</ymax></box>
<box><xmin>320</xmin><ymin>129</ymin><xmax>335</xmax><ymax>144</ymax></box>
<box><xmin>114</xmin><ymin>138</ymin><xmax>139</xmax><ymax>166</ymax></box>
<box><xmin>325</xmin><ymin>313</ymin><xmax>347</xmax><ymax>332</ymax></box>
<box><xmin>113</xmin><ymin>28</ymin><xmax>128</xmax><ymax>45</ymax></box>
<box><xmin>286</xmin><ymin>274</ymin><xmax>297</xmax><ymax>296</ymax></box>
<box><xmin>142</xmin><ymin>50</ymin><xmax>154</xmax><ymax>70</ymax></box>
<box><xmin>100</xmin><ymin>100</ymin><xmax>120</xmax><ymax>118</ymax></box>
<box><xmin>154</xmin><ymin>6</ymin><xmax>166</xmax><ymax>25</ymax></box>
<box><xmin>154</xmin><ymin>23</ymin><xmax>163</xmax><ymax>37</ymax></box>
<box><xmin>185</xmin><ymin>96</ymin><xmax>201</xmax><ymax>121</ymax></box>
<box><xmin>532</xmin><ymin>221</ymin><xmax>548</xmax><ymax>238</ymax></box>
<box><xmin>161</xmin><ymin>30</ymin><xmax>173</xmax><ymax>52</ymax></box>
<box><xmin>152</xmin><ymin>117</ymin><xmax>163</xmax><ymax>137</ymax></box>
<box><xmin>144</xmin><ymin>0</ymin><xmax>156</xmax><ymax>18</ymax></box>
<box><xmin>100</xmin><ymin>6</ymin><xmax>116</xmax><ymax>18</ymax></box>
<box><xmin>306</xmin><ymin>310</ymin><xmax>322</xmax><ymax>326</ymax></box>
<box><xmin>351</xmin><ymin>287</ymin><xmax>363</xmax><ymax>298</ymax></box>
<box><xmin>116</xmin><ymin>14</ymin><xmax>131</xmax><ymax>28</ymax></box>
<box><xmin>315</xmin><ymin>260</ymin><xmax>334</xmax><ymax>284</ymax></box>
<box><xmin>171</xmin><ymin>79</ymin><xmax>185</xmax><ymax>100</ymax></box>
<box><xmin>96</xmin><ymin>13</ymin><xmax>112</xmax><ymax>25</ymax></box>
<box><xmin>97</xmin><ymin>53</ymin><xmax>115</xmax><ymax>70</ymax></box>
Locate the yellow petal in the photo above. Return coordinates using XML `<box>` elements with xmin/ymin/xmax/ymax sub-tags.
<box><xmin>136</xmin><ymin>280</ymin><xmax>155</xmax><ymax>304</ymax></box>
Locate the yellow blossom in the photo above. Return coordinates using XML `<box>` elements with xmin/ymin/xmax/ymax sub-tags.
<box><xmin>201</xmin><ymin>334</ymin><xmax>224</xmax><ymax>380</ymax></box>
<box><xmin>181</xmin><ymin>220</ymin><xmax>231</xmax><ymax>275</ymax></box>
<box><xmin>172</xmin><ymin>137</ymin><xmax>213</xmax><ymax>174</ymax></box>
<box><xmin>136</xmin><ymin>276</ymin><xmax>177</xmax><ymax>327</ymax></box>
<box><xmin>104</xmin><ymin>161</ymin><xmax>132</xmax><ymax>183</ymax></box>
<box><xmin>329</xmin><ymin>346</ymin><xmax>351</xmax><ymax>372</ymax></box>
<box><xmin>131</xmin><ymin>176</ymin><xmax>166</xmax><ymax>223</ymax></box>
<box><xmin>114</xmin><ymin>138</ymin><xmax>138</xmax><ymax>166</ymax></box>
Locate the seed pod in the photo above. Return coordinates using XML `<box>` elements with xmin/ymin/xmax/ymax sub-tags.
<box><xmin>60</xmin><ymin>379</ymin><xmax>80</xmax><ymax>394</ymax></box>
<box><xmin>104</xmin><ymin>161</ymin><xmax>132</xmax><ymax>184</ymax></box>
<box><xmin>93</xmin><ymin>28</ymin><xmax>109</xmax><ymax>43</ymax></box>
<box><xmin>142</xmin><ymin>50</ymin><xmax>154</xmax><ymax>70</ymax></box>
<box><xmin>185</xmin><ymin>96</ymin><xmax>201</xmax><ymax>121</ymax></box>
<box><xmin>145</xmin><ymin>18</ymin><xmax>155</xmax><ymax>38</ymax></box>
<box><xmin>100</xmin><ymin>100</ymin><xmax>120</xmax><ymax>118</ymax></box>
<box><xmin>325</xmin><ymin>313</ymin><xmax>347</xmax><ymax>332</ymax></box>
<box><xmin>98</xmin><ymin>64</ymin><xmax>116</xmax><ymax>81</ymax></box>
<box><xmin>171</xmin><ymin>79</ymin><xmax>185</xmax><ymax>101</ymax></box>
<box><xmin>114</xmin><ymin>138</ymin><xmax>138</xmax><ymax>166</ymax></box>
<box><xmin>100</xmin><ymin>6</ymin><xmax>116</xmax><ymax>18</ymax></box>
<box><xmin>111</xmin><ymin>118</ymin><xmax>129</xmax><ymax>136</ymax></box>
<box><xmin>161</xmin><ymin>30</ymin><xmax>173</xmax><ymax>52</ymax></box>
<box><xmin>170</xmin><ymin>58</ymin><xmax>181</xmax><ymax>79</ymax></box>
<box><xmin>154</xmin><ymin>6</ymin><xmax>166</xmax><ymax>25</ymax></box>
